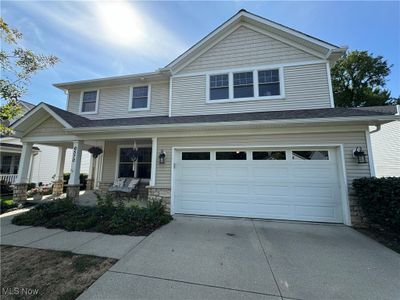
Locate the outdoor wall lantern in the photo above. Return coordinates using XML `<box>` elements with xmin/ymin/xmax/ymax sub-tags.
<box><xmin>159</xmin><ymin>150</ymin><xmax>166</xmax><ymax>164</ymax></box>
<box><xmin>352</xmin><ymin>147</ymin><xmax>367</xmax><ymax>164</ymax></box>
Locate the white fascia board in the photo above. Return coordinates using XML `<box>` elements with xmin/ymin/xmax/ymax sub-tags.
<box><xmin>64</xmin><ymin>115</ymin><xmax>398</xmax><ymax>134</ymax></box>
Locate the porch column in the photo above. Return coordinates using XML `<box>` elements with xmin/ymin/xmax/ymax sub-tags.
<box><xmin>53</xmin><ymin>146</ymin><xmax>66</xmax><ymax>196</ymax></box>
<box><xmin>86</xmin><ymin>155</ymin><xmax>95</xmax><ymax>190</ymax></box>
<box><xmin>9</xmin><ymin>155</ymin><xmax>16</xmax><ymax>174</ymax></box>
<box><xmin>13</xmin><ymin>142</ymin><xmax>33</xmax><ymax>203</ymax></box>
<box><xmin>66</xmin><ymin>141</ymin><xmax>83</xmax><ymax>202</ymax></box>
<box><xmin>150</xmin><ymin>137</ymin><xmax>157</xmax><ymax>186</ymax></box>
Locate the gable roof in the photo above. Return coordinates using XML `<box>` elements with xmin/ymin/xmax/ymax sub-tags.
<box><xmin>163</xmin><ymin>9</ymin><xmax>347</xmax><ymax>74</ymax></box>
<box><xmin>12</xmin><ymin>103</ymin><xmax>398</xmax><ymax>134</ymax></box>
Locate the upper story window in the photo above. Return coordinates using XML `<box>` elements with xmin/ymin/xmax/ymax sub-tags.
<box><xmin>130</xmin><ymin>85</ymin><xmax>150</xmax><ymax>110</ymax></box>
<box><xmin>206</xmin><ymin>66</ymin><xmax>284</xmax><ymax>103</ymax></box>
<box><xmin>258</xmin><ymin>69</ymin><xmax>280</xmax><ymax>96</ymax></box>
<box><xmin>233</xmin><ymin>72</ymin><xmax>253</xmax><ymax>98</ymax></box>
<box><xmin>80</xmin><ymin>90</ymin><xmax>98</xmax><ymax>114</ymax></box>
<box><xmin>209</xmin><ymin>74</ymin><xmax>229</xmax><ymax>100</ymax></box>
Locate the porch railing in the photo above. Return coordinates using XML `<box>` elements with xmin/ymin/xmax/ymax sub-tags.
<box><xmin>0</xmin><ymin>174</ymin><xmax>18</xmax><ymax>184</ymax></box>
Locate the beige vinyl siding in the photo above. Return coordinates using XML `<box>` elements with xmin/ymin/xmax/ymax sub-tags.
<box><xmin>370</xmin><ymin>121</ymin><xmax>400</xmax><ymax>177</ymax></box>
<box><xmin>171</xmin><ymin>63</ymin><xmax>331</xmax><ymax>116</ymax></box>
<box><xmin>24</xmin><ymin>117</ymin><xmax>65</xmax><ymax>137</ymax></box>
<box><xmin>67</xmin><ymin>82</ymin><xmax>169</xmax><ymax>120</ymax></box>
<box><xmin>155</xmin><ymin>131</ymin><xmax>370</xmax><ymax>189</ymax></box>
<box><xmin>179</xmin><ymin>26</ymin><xmax>318</xmax><ymax>74</ymax></box>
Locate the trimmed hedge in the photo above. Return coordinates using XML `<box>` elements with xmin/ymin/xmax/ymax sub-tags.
<box><xmin>12</xmin><ymin>198</ymin><xmax>172</xmax><ymax>235</ymax></box>
<box><xmin>353</xmin><ymin>177</ymin><xmax>400</xmax><ymax>233</ymax></box>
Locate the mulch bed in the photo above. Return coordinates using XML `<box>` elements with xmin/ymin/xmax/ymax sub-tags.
<box><xmin>355</xmin><ymin>226</ymin><xmax>400</xmax><ymax>254</ymax></box>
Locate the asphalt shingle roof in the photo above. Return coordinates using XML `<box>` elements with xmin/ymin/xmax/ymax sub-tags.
<box><xmin>43</xmin><ymin>104</ymin><xmax>398</xmax><ymax>129</ymax></box>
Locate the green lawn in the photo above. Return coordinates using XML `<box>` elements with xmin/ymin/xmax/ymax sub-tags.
<box><xmin>1</xmin><ymin>196</ymin><xmax>13</xmax><ymax>205</ymax></box>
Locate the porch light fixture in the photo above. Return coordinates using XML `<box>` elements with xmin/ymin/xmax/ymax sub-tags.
<box><xmin>159</xmin><ymin>150</ymin><xmax>166</xmax><ymax>164</ymax></box>
<box><xmin>352</xmin><ymin>147</ymin><xmax>367</xmax><ymax>164</ymax></box>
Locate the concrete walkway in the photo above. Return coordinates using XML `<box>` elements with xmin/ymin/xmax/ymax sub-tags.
<box><xmin>0</xmin><ymin>214</ymin><xmax>144</xmax><ymax>259</ymax></box>
<box><xmin>79</xmin><ymin>216</ymin><xmax>400</xmax><ymax>300</ymax></box>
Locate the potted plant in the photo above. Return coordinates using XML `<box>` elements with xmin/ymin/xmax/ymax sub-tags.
<box><xmin>31</xmin><ymin>188</ymin><xmax>43</xmax><ymax>201</ymax></box>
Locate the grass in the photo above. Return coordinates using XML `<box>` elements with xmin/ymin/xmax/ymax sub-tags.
<box><xmin>0</xmin><ymin>245</ymin><xmax>116</xmax><ymax>300</ymax></box>
<box><xmin>0</xmin><ymin>196</ymin><xmax>17</xmax><ymax>214</ymax></box>
<box><xmin>12</xmin><ymin>198</ymin><xmax>172</xmax><ymax>236</ymax></box>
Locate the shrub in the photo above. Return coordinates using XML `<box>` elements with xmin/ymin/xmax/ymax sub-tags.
<box><xmin>353</xmin><ymin>177</ymin><xmax>400</xmax><ymax>233</ymax></box>
<box><xmin>12</xmin><ymin>197</ymin><xmax>172</xmax><ymax>235</ymax></box>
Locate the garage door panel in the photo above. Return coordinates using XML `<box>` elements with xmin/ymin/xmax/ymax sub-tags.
<box><xmin>216</xmin><ymin>167</ymin><xmax>248</xmax><ymax>177</ymax></box>
<box><xmin>251</xmin><ymin>166</ymin><xmax>289</xmax><ymax>179</ymax></box>
<box><xmin>252</xmin><ymin>184</ymin><xmax>290</xmax><ymax>196</ymax></box>
<box><xmin>294</xmin><ymin>205</ymin><xmax>337</xmax><ymax>219</ymax></box>
<box><xmin>215</xmin><ymin>183</ymin><xmax>250</xmax><ymax>195</ymax></box>
<box><xmin>174</xmin><ymin>148</ymin><xmax>343</xmax><ymax>223</ymax></box>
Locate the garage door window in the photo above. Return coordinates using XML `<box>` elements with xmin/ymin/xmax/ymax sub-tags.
<box><xmin>252</xmin><ymin>151</ymin><xmax>286</xmax><ymax>160</ymax></box>
<box><xmin>182</xmin><ymin>152</ymin><xmax>210</xmax><ymax>160</ymax></box>
<box><xmin>216</xmin><ymin>151</ymin><xmax>247</xmax><ymax>160</ymax></box>
<box><xmin>292</xmin><ymin>151</ymin><xmax>329</xmax><ymax>160</ymax></box>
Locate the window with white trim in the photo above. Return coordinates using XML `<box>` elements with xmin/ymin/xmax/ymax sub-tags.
<box><xmin>81</xmin><ymin>90</ymin><xmax>98</xmax><ymax>113</ymax></box>
<box><xmin>131</xmin><ymin>86</ymin><xmax>149</xmax><ymax>109</ymax></box>
<box><xmin>233</xmin><ymin>72</ymin><xmax>254</xmax><ymax>98</ymax></box>
<box><xmin>209</xmin><ymin>74</ymin><xmax>229</xmax><ymax>100</ymax></box>
<box><xmin>118</xmin><ymin>147</ymin><xmax>151</xmax><ymax>178</ymax></box>
<box><xmin>258</xmin><ymin>69</ymin><xmax>280</xmax><ymax>96</ymax></box>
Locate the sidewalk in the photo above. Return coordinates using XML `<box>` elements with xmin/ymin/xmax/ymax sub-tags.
<box><xmin>0</xmin><ymin>213</ymin><xmax>145</xmax><ymax>259</ymax></box>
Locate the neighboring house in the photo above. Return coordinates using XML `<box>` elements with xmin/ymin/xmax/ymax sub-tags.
<box><xmin>10</xmin><ymin>10</ymin><xmax>399</xmax><ymax>226</ymax></box>
<box><xmin>0</xmin><ymin>100</ymin><xmax>90</xmax><ymax>185</ymax></box>
<box><xmin>370</xmin><ymin>117</ymin><xmax>400</xmax><ymax>177</ymax></box>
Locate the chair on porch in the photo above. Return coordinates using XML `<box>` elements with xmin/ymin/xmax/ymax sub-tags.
<box><xmin>108</xmin><ymin>178</ymin><xmax>141</xmax><ymax>200</ymax></box>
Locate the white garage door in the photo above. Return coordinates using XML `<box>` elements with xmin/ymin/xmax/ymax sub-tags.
<box><xmin>174</xmin><ymin>148</ymin><xmax>343</xmax><ymax>223</ymax></box>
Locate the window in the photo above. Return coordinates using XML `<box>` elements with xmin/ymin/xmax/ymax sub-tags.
<box><xmin>292</xmin><ymin>151</ymin><xmax>329</xmax><ymax>160</ymax></box>
<box><xmin>118</xmin><ymin>147</ymin><xmax>152</xmax><ymax>178</ymax></box>
<box><xmin>216</xmin><ymin>151</ymin><xmax>247</xmax><ymax>160</ymax></box>
<box><xmin>182</xmin><ymin>152</ymin><xmax>210</xmax><ymax>160</ymax></box>
<box><xmin>258</xmin><ymin>69</ymin><xmax>280</xmax><ymax>96</ymax></box>
<box><xmin>81</xmin><ymin>90</ymin><xmax>98</xmax><ymax>113</ymax></box>
<box><xmin>252</xmin><ymin>151</ymin><xmax>286</xmax><ymax>160</ymax></box>
<box><xmin>233</xmin><ymin>72</ymin><xmax>254</xmax><ymax>98</ymax></box>
<box><xmin>131</xmin><ymin>86</ymin><xmax>149</xmax><ymax>110</ymax></box>
<box><xmin>209</xmin><ymin>74</ymin><xmax>229</xmax><ymax>100</ymax></box>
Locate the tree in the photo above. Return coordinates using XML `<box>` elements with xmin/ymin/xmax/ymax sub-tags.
<box><xmin>0</xmin><ymin>18</ymin><xmax>59</xmax><ymax>135</ymax></box>
<box><xmin>331</xmin><ymin>50</ymin><xmax>393</xmax><ymax>107</ymax></box>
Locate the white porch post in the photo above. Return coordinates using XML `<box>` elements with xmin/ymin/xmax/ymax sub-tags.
<box><xmin>68</xmin><ymin>141</ymin><xmax>83</xmax><ymax>185</ymax></box>
<box><xmin>53</xmin><ymin>146</ymin><xmax>66</xmax><ymax>196</ymax></box>
<box><xmin>16</xmin><ymin>142</ymin><xmax>33</xmax><ymax>183</ymax></box>
<box><xmin>86</xmin><ymin>155</ymin><xmax>95</xmax><ymax>190</ymax></box>
<box><xmin>55</xmin><ymin>146</ymin><xmax>66</xmax><ymax>181</ymax></box>
<box><xmin>67</xmin><ymin>140</ymin><xmax>83</xmax><ymax>202</ymax></box>
<box><xmin>9</xmin><ymin>155</ymin><xmax>16</xmax><ymax>174</ymax></box>
<box><xmin>150</xmin><ymin>137</ymin><xmax>158</xmax><ymax>186</ymax></box>
<box><xmin>13</xmin><ymin>142</ymin><xmax>33</xmax><ymax>202</ymax></box>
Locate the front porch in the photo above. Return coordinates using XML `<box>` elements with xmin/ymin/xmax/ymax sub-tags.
<box><xmin>12</xmin><ymin>138</ymin><xmax>160</xmax><ymax>207</ymax></box>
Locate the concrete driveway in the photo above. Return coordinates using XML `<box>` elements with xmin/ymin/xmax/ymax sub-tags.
<box><xmin>79</xmin><ymin>216</ymin><xmax>399</xmax><ymax>300</ymax></box>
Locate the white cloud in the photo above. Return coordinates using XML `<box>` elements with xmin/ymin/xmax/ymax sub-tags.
<box><xmin>9</xmin><ymin>0</ymin><xmax>188</xmax><ymax>63</ymax></box>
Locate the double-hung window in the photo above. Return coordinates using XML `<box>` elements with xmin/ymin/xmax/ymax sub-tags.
<box><xmin>233</xmin><ymin>72</ymin><xmax>254</xmax><ymax>98</ymax></box>
<box><xmin>81</xmin><ymin>90</ymin><xmax>98</xmax><ymax>113</ymax></box>
<box><xmin>258</xmin><ymin>69</ymin><xmax>280</xmax><ymax>96</ymax></box>
<box><xmin>209</xmin><ymin>74</ymin><xmax>229</xmax><ymax>100</ymax></box>
<box><xmin>130</xmin><ymin>86</ymin><xmax>150</xmax><ymax>110</ymax></box>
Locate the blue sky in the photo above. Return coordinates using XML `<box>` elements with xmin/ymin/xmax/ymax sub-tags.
<box><xmin>2</xmin><ymin>1</ymin><xmax>399</xmax><ymax>109</ymax></box>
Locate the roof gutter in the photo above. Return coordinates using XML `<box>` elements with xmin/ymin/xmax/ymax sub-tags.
<box><xmin>64</xmin><ymin>114</ymin><xmax>399</xmax><ymax>134</ymax></box>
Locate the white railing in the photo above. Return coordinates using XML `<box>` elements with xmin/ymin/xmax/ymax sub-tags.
<box><xmin>0</xmin><ymin>174</ymin><xmax>18</xmax><ymax>184</ymax></box>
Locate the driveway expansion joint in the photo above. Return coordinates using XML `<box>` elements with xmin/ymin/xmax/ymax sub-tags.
<box><xmin>252</xmin><ymin>219</ymin><xmax>284</xmax><ymax>299</ymax></box>
<box><xmin>1</xmin><ymin>225</ymin><xmax>33</xmax><ymax>237</ymax></box>
<box><xmin>70</xmin><ymin>233</ymin><xmax>103</xmax><ymax>252</ymax></box>
<box><xmin>108</xmin><ymin>270</ymin><xmax>283</xmax><ymax>298</ymax></box>
<box><xmin>25</xmin><ymin>229</ymin><xmax>65</xmax><ymax>246</ymax></box>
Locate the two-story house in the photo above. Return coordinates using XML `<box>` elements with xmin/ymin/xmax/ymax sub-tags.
<box><xmin>11</xmin><ymin>10</ymin><xmax>399</xmax><ymax>226</ymax></box>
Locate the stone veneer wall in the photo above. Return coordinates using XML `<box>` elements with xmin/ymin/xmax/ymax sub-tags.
<box><xmin>52</xmin><ymin>180</ymin><xmax>64</xmax><ymax>196</ymax></box>
<box><xmin>349</xmin><ymin>192</ymin><xmax>367</xmax><ymax>227</ymax></box>
<box><xmin>13</xmin><ymin>183</ymin><xmax>28</xmax><ymax>203</ymax></box>
<box><xmin>147</xmin><ymin>187</ymin><xmax>171</xmax><ymax>212</ymax></box>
